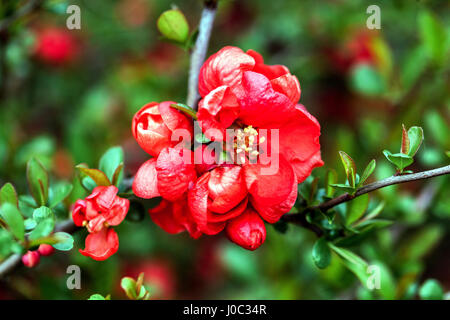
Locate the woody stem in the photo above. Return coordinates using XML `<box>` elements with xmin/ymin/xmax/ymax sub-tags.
<box><xmin>282</xmin><ymin>164</ymin><xmax>450</xmax><ymax>234</ymax></box>
<box><xmin>186</xmin><ymin>0</ymin><xmax>218</xmax><ymax>110</ymax></box>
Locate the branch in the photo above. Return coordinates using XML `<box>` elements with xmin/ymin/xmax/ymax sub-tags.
<box><xmin>0</xmin><ymin>220</ymin><xmax>77</xmax><ymax>279</ymax></box>
<box><xmin>186</xmin><ymin>0</ymin><xmax>218</xmax><ymax>110</ymax></box>
<box><xmin>0</xmin><ymin>0</ymin><xmax>45</xmax><ymax>33</ymax></box>
<box><xmin>283</xmin><ymin>164</ymin><xmax>450</xmax><ymax>231</ymax></box>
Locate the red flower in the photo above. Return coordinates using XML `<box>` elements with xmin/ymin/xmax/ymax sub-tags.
<box><xmin>132</xmin><ymin>101</ymin><xmax>193</xmax><ymax>157</ymax></box>
<box><xmin>34</xmin><ymin>28</ymin><xmax>79</xmax><ymax>65</ymax></box>
<box><xmin>72</xmin><ymin>186</ymin><xmax>129</xmax><ymax>260</ymax></box>
<box><xmin>131</xmin><ymin>47</ymin><xmax>323</xmax><ymax>251</ymax></box>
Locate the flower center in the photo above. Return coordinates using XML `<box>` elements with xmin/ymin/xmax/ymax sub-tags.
<box><xmin>234</xmin><ymin>125</ymin><xmax>265</xmax><ymax>163</ymax></box>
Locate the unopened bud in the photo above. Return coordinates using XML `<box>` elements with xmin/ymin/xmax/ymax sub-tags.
<box><xmin>22</xmin><ymin>251</ymin><xmax>40</xmax><ymax>268</ymax></box>
<box><xmin>38</xmin><ymin>244</ymin><xmax>55</xmax><ymax>256</ymax></box>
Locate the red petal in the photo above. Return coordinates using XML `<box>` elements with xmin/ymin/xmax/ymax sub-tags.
<box><xmin>194</xmin><ymin>145</ymin><xmax>218</xmax><ymax>175</ymax></box>
<box><xmin>238</xmin><ymin>71</ymin><xmax>296</xmax><ymax>128</ymax></box>
<box><xmin>207</xmin><ymin>197</ymin><xmax>248</xmax><ymax>223</ymax></box>
<box><xmin>226</xmin><ymin>208</ymin><xmax>266</xmax><ymax>251</ymax></box>
<box><xmin>244</xmin><ymin>156</ymin><xmax>297</xmax><ymax>223</ymax></box>
<box><xmin>207</xmin><ymin>166</ymin><xmax>247</xmax><ymax>213</ymax></box>
<box><xmin>156</xmin><ymin>148</ymin><xmax>196</xmax><ymax>201</ymax></box>
<box><xmin>79</xmin><ymin>228</ymin><xmax>119</xmax><ymax>261</ymax></box>
<box><xmin>72</xmin><ymin>200</ymin><xmax>86</xmax><ymax>226</ymax></box>
<box><xmin>148</xmin><ymin>199</ymin><xmax>186</xmax><ymax>234</ymax></box>
<box><xmin>270</xmin><ymin>73</ymin><xmax>301</xmax><ymax>104</ymax></box>
<box><xmin>94</xmin><ymin>186</ymin><xmax>118</xmax><ymax>211</ymax></box>
<box><xmin>132</xmin><ymin>102</ymin><xmax>172</xmax><ymax>157</ymax></box>
<box><xmin>198</xmin><ymin>46</ymin><xmax>255</xmax><ymax>98</ymax></box>
<box><xmin>278</xmin><ymin>104</ymin><xmax>324</xmax><ymax>183</ymax></box>
<box><xmin>197</xmin><ymin>86</ymin><xmax>240</xmax><ymax>141</ymax></box>
<box><xmin>106</xmin><ymin>197</ymin><xmax>130</xmax><ymax>226</ymax></box>
<box><xmin>188</xmin><ymin>173</ymin><xmax>226</xmax><ymax>235</ymax></box>
<box><xmin>132</xmin><ymin>159</ymin><xmax>160</xmax><ymax>199</ymax></box>
<box><xmin>246</xmin><ymin>49</ymin><xmax>290</xmax><ymax>80</ymax></box>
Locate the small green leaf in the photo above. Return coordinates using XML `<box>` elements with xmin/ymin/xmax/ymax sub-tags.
<box><xmin>52</xmin><ymin>232</ymin><xmax>74</xmax><ymax>251</ymax></box>
<box><xmin>0</xmin><ymin>183</ymin><xmax>19</xmax><ymax>207</ymax></box>
<box><xmin>338</xmin><ymin>151</ymin><xmax>356</xmax><ymax>188</ymax></box>
<box><xmin>330</xmin><ymin>184</ymin><xmax>355</xmax><ymax>194</ymax></box>
<box><xmin>26</xmin><ymin>158</ymin><xmax>49</xmax><ymax>206</ymax></box>
<box><xmin>383</xmin><ymin>150</ymin><xmax>413</xmax><ymax>171</ymax></box>
<box><xmin>325</xmin><ymin>169</ymin><xmax>338</xmax><ymax>197</ymax></box>
<box><xmin>99</xmin><ymin>147</ymin><xmax>124</xmax><ymax>185</ymax></box>
<box><xmin>407</xmin><ymin>126</ymin><xmax>424</xmax><ymax>157</ymax></box>
<box><xmin>24</xmin><ymin>218</ymin><xmax>37</xmax><ymax>230</ymax></box>
<box><xmin>0</xmin><ymin>203</ymin><xmax>25</xmax><ymax>241</ymax></box>
<box><xmin>312</xmin><ymin>238</ymin><xmax>331</xmax><ymax>269</ymax></box>
<box><xmin>49</xmin><ymin>182</ymin><xmax>73</xmax><ymax>208</ymax></box>
<box><xmin>350</xmin><ymin>64</ymin><xmax>385</xmax><ymax>96</ymax></box>
<box><xmin>111</xmin><ymin>163</ymin><xmax>124</xmax><ymax>187</ymax></box>
<box><xmin>29</xmin><ymin>207</ymin><xmax>55</xmax><ymax>240</ymax></box>
<box><xmin>346</xmin><ymin>194</ymin><xmax>369</xmax><ymax>225</ymax></box>
<box><xmin>446</xmin><ymin>151</ymin><xmax>450</xmax><ymax>158</ymax></box>
<box><xmin>358</xmin><ymin>160</ymin><xmax>376</xmax><ymax>186</ymax></box>
<box><xmin>419</xmin><ymin>10</ymin><xmax>446</xmax><ymax>64</ymax></box>
<box><xmin>88</xmin><ymin>294</ymin><xmax>107</xmax><ymax>300</ymax></box>
<box><xmin>329</xmin><ymin>243</ymin><xmax>369</xmax><ymax>285</ymax></box>
<box><xmin>419</xmin><ymin>279</ymin><xmax>444</xmax><ymax>300</ymax></box>
<box><xmin>354</xmin><ymin>219</ymin><xmax>393</xmax><ymax>231</ymax></box>
<box><xmin>157</xmin><ymin>9</ymin><xmax>190</xmax><ymax>44</ymax></box>
<box><xmin>76</xmin><ymin>166</ymin><xmax>111</xmax><ymax>187</ymax></box>
<box><xmin>401</xmin><ymin>124</ymin><xmax>410</xmax><ymax>155</ymax></box>
<box><xmin>195</xmin><ymin>133</ymin><xmax>211</xmax><ymax>144</ymax></box>
<box><xmin>121</xmin><ymin>277</ymin><xmax>137</xmax><ymax>300</ymax></box>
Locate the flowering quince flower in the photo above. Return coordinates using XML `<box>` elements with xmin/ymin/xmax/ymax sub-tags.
<box><xmin>34</xmin><ymin>27</ymin><xmax>79</xmax><ymax>65</ymax></box>
<box><xmin>132</xmin><ymin>47</ymin><xmax>323</xmax><ymax>251</ymax></box>
<box><xmin>132</xmin><ymin>101</ymin><xmax>193</xmax><ymax>157</ymax></box>
<box><xmin>72</xmin><ymin>186</ymin><xmax>129</xmax><ymax>261</ymax></box>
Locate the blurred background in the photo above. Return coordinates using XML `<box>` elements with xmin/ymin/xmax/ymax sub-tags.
<box><xmin>0</xmin><ymin>0</ymin><xmax>449</xmax><ymax>299</ymax></box>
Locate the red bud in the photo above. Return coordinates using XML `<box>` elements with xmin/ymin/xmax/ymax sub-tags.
<box><xmin>22</xmin><ymin>251</ymin><xmax>40</xmax><ymax>268</ymax></box>
<box><xmin>38</xmin><ymin>244</ymin><xmax>55</xmax><ymax>256</ymax></box>
<box><xmin>226</xmin><ymin>209</ymin><xmax>266</xmax><ymax>251</ymax></box>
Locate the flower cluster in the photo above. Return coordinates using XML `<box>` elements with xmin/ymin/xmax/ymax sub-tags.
<box><xmin>132</xmin><ymin>46</ymin><xmax>323</xmax><ymax>250</ymax></box>
<box><xmin>72</xmin><ymin>186</ymin><xmax>129</xmax><ymax>260</ymax></box>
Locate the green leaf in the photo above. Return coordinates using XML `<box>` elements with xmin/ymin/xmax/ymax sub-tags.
<box><xmin>338</xmin><ymin>151</ymin><xmax>356</xmax><ymax>188</ymax></box>
<box><xmin>312</xmin><ymin>238</ymin><xmax>331</xmax><ymax>269</ymax></box>
<box><xmin>407</xmin><ymin>126</ymin><xmax>424</xmax><ymax>157</ymax></box>
<box><xmin>383</xmin><ymin>150</ymin><xmax>413</xmax><ymax>171</ymax></box>
<box><xmin>358</xmin><ymin>160</ymin><xmax>376</xmax><ymax>186</ymax></box>
<box><xmin>49</xmin><ymin>182</ymin><xmax>73</xmax><ymax>208</ymax></box>
<box><xmin>195</xmin><ymin>133</ymin><xmax>211</xmax><ymax>144</ymax></box>
<box><xmin>24</xmin><ymin>218</ymin><xmax>37</xmax><ymax>230</ymax></box>
<box><xmin>88</xmin><ymin>294</ymin><xmax>107</xmax><ymax>300</ymax></box>
<box><xmin>111</xmin><ymin>163</ymin><xmax>124</xmax><ymax>187</ymax></box>
<box><xmin>52</xmin><ymin>232</ymin><xmax>74</xmax><ymax>251</ymax></box>
<box><xmin>346</xmin><ymin>194</ymin><xmax>369</xmax><ymax>225</ymax></box>
<box><xmin>26</xmin><ymin>158</ymin><xmax>49</xmax><ymax>206</ymax></box>
<box><xmin>329</xmin><ymin>243</ymin><xmax>369</xmax><ymax>285</ymax></box>
<box><xmin>0</xmin><ymin>203</ymin><xmax>25</xmax><ymax>241</ymax></box>
<box><xmin>330</xmin><ymin>184</ymin><xmax>355</xmax><ymax>194</ymax></box>
<box><xmin>325</xmin><ymin>169</ymin><xmax>338</xmax><ymax>197</ymax></box>
<box><xmin>157</xmin><ymin>9</ymin><xmax>190</xmax><ymax>44</ymax></box>
<box><xmin>76</xmin><ymin>166</ymin><xmax>111</xmax><ymax>187</ymax></box>
<box><xmin>419</xmin><ymin>279</ymin><xmax>444</xmax><ymax>300</ymax></box>
<box><xmin>99</xmin><ymin>147</ymin><xmax>124</xmax><ymax>185</ymax></box>
<box><xmin>0</xmin><ymin>183</ymin><xmax>18</xmax><ymax>207</ymax></box>
<box><xmin>29</xmin><ymin>206</ymin><xmax>55</xmax><ymax>240</ymax></box>
<box><xmin>350</xmin><ymin>64</ymin><xmax>385</xmax><ymax>96</ymax></box>
<box><xmin>121</xmin><ymin>277</ymin><xmax>137</xmax><ymax>300</ymax></box>
<box><xmin>401</xmin><ymin>124</ymin><xmax>410</xmax><ymax>155</ymax></box>
<box><xmin>354</xmin><ymin>219</ymin><xmax>393</xmax><ymax>231</ymax></box>
<box><xmin>419</xmin><ymin>11</ymin><xmax>446</xmax><ymax>64</ymax></box>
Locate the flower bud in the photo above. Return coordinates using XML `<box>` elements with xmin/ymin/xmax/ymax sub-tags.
<box><xmin>226</xmin><ymin>209</ymin><xmax>266</xmax><ymax>251</ymax></box>
<box><xmin>22</xmin><ymin>251</ymin><xmax>40</xmax><ymax>268</ymax></box>
<box><xmin>38</xmin><ymin>244</ymin><xmax>55</xmax><ymax>256</ymax></box>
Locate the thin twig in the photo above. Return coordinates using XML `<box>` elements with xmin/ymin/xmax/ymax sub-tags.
<box><xmin>0</xmin><ymin>0</ymin><xmax>45</xmax><ymax>32</ymax></box>
<box><xmin>0</xmin><ymin>220</ymin><xmax>76</xmax><ymax>279</ymax></box>
<box><xmin>283</xmin><ymin>164</ymin><xmax>450</xmax><ymax>230</ymax></box>
<box><xmin>186</xmin><ymin>0</ymin><xmax>218</xmax><ymax>110</ymax></box>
